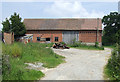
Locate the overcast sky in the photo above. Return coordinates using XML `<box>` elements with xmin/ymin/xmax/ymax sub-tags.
<box><xmin>0</xmin><ymin>0</ymin><xmax>119</xmax><ymax>30</ymax></box>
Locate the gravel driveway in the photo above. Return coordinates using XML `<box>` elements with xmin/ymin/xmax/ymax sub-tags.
<box><xmin>41</xmin><ymin>48</ymin><xmax>112</xmax><ymax>80</ymax></box>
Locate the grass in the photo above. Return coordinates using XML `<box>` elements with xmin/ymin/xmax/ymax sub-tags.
<box><xmin>67</xmin><ymin>42</ymin><xmax>104</xmax><ymax>50</ymax></box>
<box><xmin>104</xmin><ymin>45</ymin><xmax>116</xmax><ymax>49</ymax></box>
<box><xmin>70</xmin><ymin>45</ymin><xmax>104</xmax><ymax>50</ymax></box>
<box><xmin>104</xmin><ymin>65</ymin><xmax>114</xmax><ymax>80</ymax></box>
<box><xmin>103</xmin><ymin>45</ymin><xmax>120</xmax><ymax>80</ymax></box>
<box><xmin>2</xmin><ymin>42</ymin><xmax>65</xmax><ymax>80</ymax></box>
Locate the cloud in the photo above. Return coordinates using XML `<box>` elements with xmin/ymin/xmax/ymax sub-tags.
<box><xmin>1</xmin><ymin>0</ymin><xmax>119</xmax><ymax>2</ymax></box>
<box><xmin>44</xmin><ymin>1</ymin><xmax>105</xmax><ymax>18</ymax></box>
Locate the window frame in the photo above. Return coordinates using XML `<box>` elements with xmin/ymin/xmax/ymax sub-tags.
<box><xmin>37</xmin><ymin>37</ymin><xmax>40</xmax><ymax>41</ymax></box>
<box><xmin>54</xmin><ymin>37</ymin><xmax>59</xmax><ymax>42</ymax></box>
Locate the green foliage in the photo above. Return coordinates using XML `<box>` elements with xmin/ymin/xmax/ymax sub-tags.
<box><xmin>11</xmin><ymin>43</ymin><xmax>22</xmax><ymax>57</ymax></box>
<box><xmin>104</xmin><ymin>48</ymin><xmax>120</xmax><ymax>80</ymax></box>
<box><xmin>70</xmin><ymin>41</ymin><xmax>82</xmax><ymax>47</ymax></box>
<box><xmin>103</xmin><ymin>12</ymin><xmax>120</xmax><ymax>80</ymax></box>
<box><xmin>68</xmin><ymin>41</ymin><xmax>104</xmax><ymax>50</ymax></box>
<box><xmin>2</xmin><ymin>43</ymin><xmax>22</xmax><ymax>57</ymax></box>
<box><xmin>2</xmin><ymin>55</ymin><xmax>44</xmax><ymax>80</ymax></box>
<box><xmin>95</xmin><ymin>41</ymin><xmax>99</xmax><ymax>47</ymax></box>
<box><xmin>102</xmin><ymin>12</ymin><xmax>120</xmax><ymax>46</ymax></box>
<box><xmin>2</xmin><ymin>12</ymin><xmax>26</xmax><ymax>38</ymax></box>
<box><xmin>2</xmin><ymin>42</ymin><xmax>65</xmax><ymax>80</ymax></box>
<box><xmin>116</xmin><ymin>30</ymin><xmax>120</xmax><ymax>54</ymax></box>
<box><xmin>45</xmin><ymin>43</ymin><xmax>54</xmax><ymax>47</ymax></box>
<box><xmin>2</xmin><ymin>18</ymin><xmax>11</xmax><ymax>33</ymax></box>
<box><xmin>104</xmin><ymin>45</ymin><xmax>116</xmax><ymax>49</ymax></box>
<box><xmin>60</xmin><ymin>42</ymin><xmax>66</xmax><ymax>45</ymax></box>
<box><xmin>116</xmin><ymin>30</ymin><xmax>120</xmax><ymax>45</ymax></box>
<box><xmin>10</xmin><ymin>13</ymin><xmax>26</xmax><ymax>37</ymax></box>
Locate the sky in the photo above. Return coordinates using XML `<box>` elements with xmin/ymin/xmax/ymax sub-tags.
<box><xmin>0</xmin><ymin>0</ymin><xmax>119</xmax><ymax>31</ymax></box>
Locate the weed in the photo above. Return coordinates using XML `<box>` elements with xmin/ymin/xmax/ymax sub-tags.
<box><xmin>2</xmin><ymin>42</ymin><xmax>64</xmax><ymax>80</ymax></box>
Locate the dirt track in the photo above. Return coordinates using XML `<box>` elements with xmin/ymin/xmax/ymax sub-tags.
<box><xmin>41</xmin><ymin>48</ymin><xmax>111</xmax><ymax>80</ymax></box>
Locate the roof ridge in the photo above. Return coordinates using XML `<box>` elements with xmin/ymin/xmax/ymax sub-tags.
<box><xmin>24</xmin><ymin>18</ymin><xmax>101</xmax><ymax>20</ymax></box>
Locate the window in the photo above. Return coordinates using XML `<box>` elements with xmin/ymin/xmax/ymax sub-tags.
<box><xmin>46</xmin><ymin>38</ymin><xmax>50</xmax><ymax>41</ymax></box>
<box><xmin>55</xmin><ymin>37</ymin><xmax>58</xmax><ymax>41</ymax></box>
<box><xmin>40</xmin><ymin>38</ymin><xmax>46</xmax><ymax>41</ymax></box>
<box><xmin>37</xmin><ymin>37</ymin><xmax>40</xmax><ymax>41</ymax></box>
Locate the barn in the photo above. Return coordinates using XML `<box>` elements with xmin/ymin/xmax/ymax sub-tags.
<box><xmin>23</xmin><ymin>18</ymin><xmax>102</xmax><ymax>45</ymax></box>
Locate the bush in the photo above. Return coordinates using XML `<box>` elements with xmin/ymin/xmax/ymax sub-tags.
<box><xmin>70</xmin><ymin>41</ymin><xmax>82</xmax><ymax>47</ymax></box>
<box><xmin>95</xmin><ymin>41</ymin><xmax>99</xmax><ymax>47</ymax></box>
<box><xmin>98</xmin><ymin>46</ymin><xmax>104</xmax><ymax>50</ymax></box>
<box><xmin>105</xmin><ymin>47</ymin><xmax>120</xmax><ymax>80</ymax></box>
<box><xmin>60</xmin><ymin>42</ymin><xmax>66</xmax><ymax>45</ymax></box>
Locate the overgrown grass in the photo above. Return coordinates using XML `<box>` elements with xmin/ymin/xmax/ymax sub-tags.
<box><xmin>2</xmin><ymin>42</ymin><xmax>65</xmax><ymax>80</ymax></box>
<box><xmin>68</xmin><ymin>41</ymin><xmax>104</xmax><ymax>50</ymax></box>
<box><xmin>104</xmin><ymin>45</ymin><xmax>116</xmax><ymax>49</ymax></box>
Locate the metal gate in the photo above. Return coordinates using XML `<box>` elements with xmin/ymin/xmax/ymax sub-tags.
<box><xmin>62</xmin><ymin>31</ymin><xmax>79</xmax><ymax>44</ymax></box>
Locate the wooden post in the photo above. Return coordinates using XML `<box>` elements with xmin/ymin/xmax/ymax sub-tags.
<box><xmin>97</xmin><ymin>18</ymin><xmax>99</xmax><ymax>42</ymax></box>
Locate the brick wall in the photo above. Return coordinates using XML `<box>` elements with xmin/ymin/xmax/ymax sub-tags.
<box><xmin>79</xmin><ymin>30</ymin><xmax>102</xmax><ymax>43</ymax></box>
<box><xmin>4</xmin><ymin>32</ymin><xmax>14</xmax><ymax>44</ymax></box>
<box><xmin>27</xmin><ymin>30</ymin><xmax>102</xmax><ymax>43</ymax></box>
<box><xmin>27</xmin><ymin>30</ymin><xmax>62</xmax><ymax>43</ymax></box>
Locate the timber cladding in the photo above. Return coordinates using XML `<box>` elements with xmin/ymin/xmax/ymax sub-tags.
<box><xmin>62</xmin><ymin>31</ymin><xmax>79</xmax><ymax>44</ymax></box>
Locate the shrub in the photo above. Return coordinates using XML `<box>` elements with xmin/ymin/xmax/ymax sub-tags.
<box><xmin>70</xmin><ymin>41</ymin><xmax>82</xmax><ymax>47</ymax></box>
<box><xmin>95</xmin><ymin>41</ymin><xmax>99</xmax><ymax>47</ymax></box>
<box><xmin>105</xmin><ymin>47</ymin><xmax>120</xmax><ymax>80</ymax></box>
<box><xmin>98</xmin><ymin>46</ymin><xmax>104</xmax><ymax>50</ymax></box>
<box><xmin>60</xmin><ymin>42</ymin><xmax>66</xmax><ymax>45</ymax></box>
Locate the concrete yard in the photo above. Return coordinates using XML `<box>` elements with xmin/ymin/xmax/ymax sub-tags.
<box><xmin>41</xmin><ymin>48</ymin><xmax>112</xmax><ymax>80</ymax></box>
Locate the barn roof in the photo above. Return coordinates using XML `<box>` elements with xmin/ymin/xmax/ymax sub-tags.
<box><xmin>23</xmin><ymin>18</ymin><xmax>102</xmax><ymax>30</ymax></box>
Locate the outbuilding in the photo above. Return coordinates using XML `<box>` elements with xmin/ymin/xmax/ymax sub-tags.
<box><xmin>24</xmin><ymin>18</ymin><xmax>102</xmax><ymax>45</ymax></box>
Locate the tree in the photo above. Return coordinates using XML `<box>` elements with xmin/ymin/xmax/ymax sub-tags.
<box><xmin>2</xmin><ymin>18</ymin><xmax>11</xmax><ymax>33</ymax></box>
<box><xmin>116</xmin><ymin>30</ymin><xmax>120</xmax><ymax>45</ymax></box>
<box><xmin>2</xmin><ymin>12</ymin><xmax>26</xmax><ymax>38</ymax></box>
<box><xmin>116</xmin><ymin>30</ymin><xmax>120</xmax><ymax>54</ymax></box>
<box><xmin>102</xmin><ymin>12</ymin><xmax>120</xmax><ymax>46</ymax></box>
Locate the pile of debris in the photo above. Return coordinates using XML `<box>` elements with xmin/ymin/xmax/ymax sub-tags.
<box><xmin>52</xmin><ymin>43</ymin><xmax>70</xmax><ymax>49</ymax></box>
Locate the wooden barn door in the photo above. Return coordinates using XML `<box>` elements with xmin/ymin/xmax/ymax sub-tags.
<box><xmin>62</xmin><ymin>31</ymin><xmax>79</xmax><ymax>44</ymax></box>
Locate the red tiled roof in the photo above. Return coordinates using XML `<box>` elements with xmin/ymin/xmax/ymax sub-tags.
<box><xmin>23</xmin><ymin>18</ymin><xmax>102</xmax><ymax>30</ymax></box>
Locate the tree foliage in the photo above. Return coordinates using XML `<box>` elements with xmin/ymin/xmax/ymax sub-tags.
<box><xmin>104</xmin><ymin>12</ymin><xmax>120</xmax><ymax>80</ymax></box>
<box><xmin>2</xmin><ymin>12</ymin><xmax>26</xmax><ymax>38</ymax></box>
<box><xmin>2</xmin><ymin>18</ymin><xmax>11</xmax><ymax>32</ymax></box>
<box><xmin>116</xmin><ymin>30</ymin><xmax>120</xmax><ymax>45</ymax></box>
<box><xmin>102</xmin><ymin>12</ymin><xmax>120</xmax><ymax>46</ymax></box>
